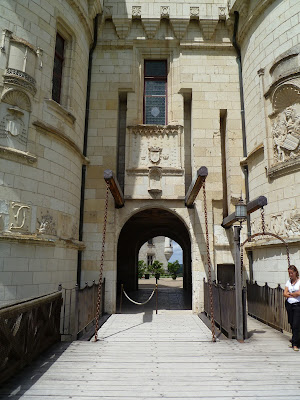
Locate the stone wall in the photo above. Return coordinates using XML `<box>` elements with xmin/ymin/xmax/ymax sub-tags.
<box><xmin>83</xmin><ymin>0</ymin><xmax>244</xmax><ymax>313</ymax></box>
<box><xmin>0</xmin><ymin>0</ymin><xmax>102</xmax><ymax>305</ymax></box>
<box><xmin>232</xmin><ymin>0</ymin><xmax>300</xmax><ymax>286</ymax></box>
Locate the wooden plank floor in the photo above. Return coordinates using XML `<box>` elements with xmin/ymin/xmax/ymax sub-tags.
<box><xmin>0</xmin><ymin>311</ymin><xmax>299</xmax><ymax>400</ymax></box>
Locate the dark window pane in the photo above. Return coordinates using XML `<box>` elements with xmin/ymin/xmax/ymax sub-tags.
<box><xmin>145</xmin><ymin>60</ymin><xmax>167</xmax><ymax>77</ymax></box>
<box><xmin>145</xmin><ymin>80</ymin><xmax>166</xmax><ymax>96</ymax></box>
<box><xmin>52</xmin><ymin>33</ymin><xmax>65</xmax><ymax>104</ymax></box>
<box><xmin>55</xmin><ymin>34</ymin><xmax>65</xmax><ymax>57</ymax></box>
<box><xmin>145</xmin><ymin>96</ymin><xmax>166</xmax><ymax>125</ymax></box>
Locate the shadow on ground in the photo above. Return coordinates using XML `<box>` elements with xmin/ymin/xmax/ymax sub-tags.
<box><xmin>0</xmin><ymin>342</ymin><xmax>71</xmax><ymax>400</ymax></box>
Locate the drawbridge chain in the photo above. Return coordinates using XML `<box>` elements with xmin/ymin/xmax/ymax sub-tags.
<box><xmin>240</xmin><ymin>206</ymin><xmax>290</xmax><ymax>273</ymax></box>
<box><xmin>94</xmin><ymin>181</ymin><xmax>110</xmax><ymax>341</ymax></box>
<box><xmin>203</xmin><ymin>180</ymin><xmax>216</xmax><ymax>342</ymax></box>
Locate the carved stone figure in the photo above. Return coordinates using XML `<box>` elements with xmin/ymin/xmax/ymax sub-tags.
<box><xmin>37</xmin><ymin>213</ymin><xmax>57</xmax><ymax>236</ymax></box>
<box><xmin>272</xmin><ymin>105</ymin><xmax>300</xmax><ymax>163</ymax></box>
<box><xmin>284</xmin><ymin>211</ymin><xmax>300</xmax><ymax>237</ymax></box>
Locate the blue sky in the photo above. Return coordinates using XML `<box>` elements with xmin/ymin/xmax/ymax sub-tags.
<box><xmin>169</xmin><ymin>241</ymin><xmax>183</xmax><ymax>264</ymax></box>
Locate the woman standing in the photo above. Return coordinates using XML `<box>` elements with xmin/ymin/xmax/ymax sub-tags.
<box><xmin>284</xmin><ymin>265</ymin><xmax>300</xmax><ymax>351</ymax></box>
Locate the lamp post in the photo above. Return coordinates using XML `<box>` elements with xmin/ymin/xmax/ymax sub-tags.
<box><xmin>234</xmin><ymin>196</ymin><xmax>247</xmax><ymax>342</ymax></box>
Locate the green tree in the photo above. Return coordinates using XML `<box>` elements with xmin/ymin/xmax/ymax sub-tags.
<box><xmin>147</xmin><ymin>260</ymin><xmax>164</xmax><ymax>276</ymax></box>
<box><xmin>167</xmin><ymin>260</ymin><xmax>180</xmax><ymax>280</ymax></box>
<box><xmin>138</xmin><ymin>260</ymin><xmax>146</xmax><ymax>278</ymax></box>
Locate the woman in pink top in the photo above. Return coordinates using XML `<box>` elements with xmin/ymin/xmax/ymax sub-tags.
<box><xmin>284</xmin><ymin>265</ymin><xmax>300</xmax><ymax>351</ymax></box>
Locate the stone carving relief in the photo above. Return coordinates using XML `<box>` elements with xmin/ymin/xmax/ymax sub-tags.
<box><xmin>284</xmin><ymin>211</ymin><xmax>300</xmax><ymax>237</ymax></box>
<box><xmin>37</xmin><ymin>212</ymin><xmax>57</xmax><ymax>236</ymax></box>
<box><xmin>9</xmin><ymin>202</ymin><xmax>31</xmax><ymax>232</ymax></box>
<box><xmin>219</xmin><ymin>7</ymin><xmax>226</xmax><ymax>20</ymax></box>
<box><xmin>271</xmin><ymin>105</ymin><xmax>300</xmax><ymax>163</ymax></box>
<box><xmin>132</xmin><ymin>6</ymin><xmax>141</xmax><ymax>18</ymax></box>
<box><xmin>148</xmin><ymin>166</ymin><xmax>162</xmax><ymax>194</ymax></box>
<box><xmin>251</xmin><ymin>211</ymin><xmax>300</xmax><ymax>239</ymax></box>
<box><xmin>190</xmin><ymin>7</ymin><xmax>199</xmax><ymax>19</ymax></box>
<box><xmin>161</xmin><ymin>6</ymin><xmax>170</xmax><ymax>19</ymax></box>
<box><xmin>127</xmin><ymin>125</ymin><xmax>183</xmax><ymax>173</ymax></box>
<box><xmin>0</xmin><ymin>90</ymin><xmax>31</xmax><ymax>151</ymax></box>
<box><xmin>103</xmin><ymin>6</ymin><xmax>113</xmax><ymax>18</ymax></box>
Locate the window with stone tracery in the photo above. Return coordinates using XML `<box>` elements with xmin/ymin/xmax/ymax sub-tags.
<box><xmin>144</xmin><ymin>60</ymin><xmax>167</xmax><ymax>125</ymax></box>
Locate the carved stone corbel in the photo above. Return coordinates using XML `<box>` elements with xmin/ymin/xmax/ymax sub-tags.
<box><xmin>200</xmin><ymin>19</ymin><xmax>219</xmax><ymax>40</ymax></box>
<box><xmin>141</xmin><ymin>18</ymin><xmax>160</xmax><ymax>39</ymax></box>
<box><xmin>113</xmin><ymin>18</ymin><xmax>132</xmax><ymax>39</ymax></box>
<box><xmin>170</xmin><ymin>19</ymin><xmax>190</xmax><ymax>40</ymax></box>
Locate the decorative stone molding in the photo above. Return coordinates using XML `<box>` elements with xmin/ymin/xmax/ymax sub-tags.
<box><xmin>2</xmin><ymin>89</ymin><xmax>31</xmax><ymax>112</ymax></box>
<box><xmin>0</xmin><ymin>145</ymin><xmax>37</xmax><ymax>164</ymax></box>
<box><xmin>0</xmin><ymin>232</ymin><xmax>85</xmax><ymax>250</ymax></box>
<box><xmin>103</xmin><ymin>6</ymin><xmax>113</xmax><ymax>18</ymax></box>
<box><xmin>148</xmin><ymin>166</ymin><xmax>162</xmax><ymax>194</ymax></box>
<box><xmin>132</xmin><ymin>6</ymin><xmax>141</xmax><ymax>19</ymax></box>
<box><xmin>0</xmin><ymin>90</ymin><xmax>31</xmax><ymax>152</ymax></box>
<box><xmin>190</xmin><ymin>7</ymin><xmax>199</xmax><ymax>19</ymax></box>
<box><xmin>200</xmin><ymin>19</ymin><xmax>219</xmax><ymax>40</ymax></box>
<box><xmin>272</xmin><ymin>82</ymin><xmax>300</xmax><ymax>114</ymax></box>
<box><xmin>270</xmin><ymin>44</ymin><xmax>300</xmax><ymax>77</ymax></box>
<box><xmin>4</xmin><ymin>68</ymin><xmax>36</xmax><ymax>95</ymax></box>
<box><xmin>9</xmin><ymin>202</ymin><xmax>31</xmax><ymax>233</ymax></box>
<box><xmin>219</xmin><ymin>7</ymin><xmax>226</xmax><ymax>21</ymax></box>
<box><xmin>127</xmin><ymin>124</ymin><xmax>183</xmax><ymax>175</ymax></box>
<box><xmin>113</xmin><ymin>18</ymin><xmax>132</xmax><ymax>39</ymax></box>
<box><xmin>170</xmin><ymin>19</ymin><xmax>190</xmax><ymax>40</ymax></box>
<box><xmin>251</xmin><ymin>210</ymin><xmax>300</xmax><ymax>239</ymax></box>
<box><xmin>44</xmin><ymin>99</ymin><xmax>76</xmax><ymax>125</ymax></box>
<box><xmin>37</xmin><ymin>212</ymin><xmax>57</xmax><ymax>236</ymax></box>
<box><xmin>161</xmin><ymin>6</ymin><xmax>170</xmax><ymax>19</ymax></box>
<box><xmin>271</xmin><ymin>105</ymin><xmax>300</xmax><ymax>163</ymax></box>
<box><xmin>141</xmin><ymin>18</ymin><xmax>160</xmax><ymax>39</ymax></box>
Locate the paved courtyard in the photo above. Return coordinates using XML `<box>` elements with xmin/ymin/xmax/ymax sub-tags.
<box><xmin>0</xmin><ymin>308</ymin><xmax>298</xmax><ymax>400</ymax></box>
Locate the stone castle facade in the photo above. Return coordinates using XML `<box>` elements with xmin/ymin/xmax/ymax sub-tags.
<box><xmin>139</xmin><ymin>236</ymin><xmax>173</xmax><ymax>269</ymax></box>
<box><xmin>0</xmin><ymin>0</ymin><xmax>299</xmax><ymax>313</ymax></box>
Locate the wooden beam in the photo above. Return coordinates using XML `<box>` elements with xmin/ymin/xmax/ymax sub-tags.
<box><xmin>104</xmin><ymin>169</ymin><xmax>125</xmax><ymax>208</ymax></box>
<box><xmin>185</xmin><ymin>166</ymin><xmax>208</xmax><ymax>208</ymax></box>
<box><xmin>246</xmin><ymin>195</ymin><xmax>267</xmax><ymax>214</ymax></box>
<box><xmin>222</xmin><ymin>195</ymin><xmax>268</xmax><ymax>228</ymax></box>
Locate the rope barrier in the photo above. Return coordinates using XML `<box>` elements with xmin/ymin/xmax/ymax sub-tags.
<box><xmin>122</xmin><ymin>286</ymin><xmax>156</xmax><ymax>306</ymax></box>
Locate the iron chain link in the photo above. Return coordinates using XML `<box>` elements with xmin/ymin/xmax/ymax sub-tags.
<box><xmin>94</xmin><ymin>181</ymin><xmax>110</xmax><ymax>341</ymax></box>
<box><xmin>203</xmin><ymin>180</ymin><xmax>216</xmax><ymax>342</ymax></box>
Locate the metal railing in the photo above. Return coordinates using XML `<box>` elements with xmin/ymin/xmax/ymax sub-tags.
<box><xmin>203</xmin><ymin>278</ymin><xmax>247</xmax><ymax>339</ymax></box>
<box><xmin>59</xmin><ymin>279</ymin><xmax>105</xmax><ymax>340</ymax></box>
<box><xmin>247</xmin><ymin>280</ymin><xmax>291</xmax><ymax>333</ymax></box>
<box><xmin>0</xmin><ymin>291</ymin><xmax>62</xmax><ymax>385</ymax></box>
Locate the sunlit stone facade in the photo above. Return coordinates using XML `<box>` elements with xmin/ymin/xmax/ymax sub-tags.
<box><xmin>0</xmin><ymin>0</ymin><xmax>299</xmax><ymax>314</ymax></box>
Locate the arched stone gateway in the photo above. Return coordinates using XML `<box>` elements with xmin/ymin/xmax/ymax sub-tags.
<box><xmin>117</xmin><ymin>207</ymin><xmax>192</xmax><ymax>309</ymax></box>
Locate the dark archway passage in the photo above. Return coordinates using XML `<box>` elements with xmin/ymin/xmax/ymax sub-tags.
<box><xmin>117</xmin><ymin>208</ymin><xmax>192</xmax><ymax>310</ymax></box>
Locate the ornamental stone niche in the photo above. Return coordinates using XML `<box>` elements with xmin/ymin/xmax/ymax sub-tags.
<box><xmin>266</xmin><ymin>46</ymin><xmax>300</xmax><ymax>172</ymax></box>
<box><xmin>270</xmin><ymin>84</ymin><xmax>300</xmax><ymax>164</ymax></box>
<box><xmin>126</xmin><ymin>124</ymin><xmax>184</xmax><ymax>198</ymax></box>
<box><xmin>0</xmin><ymin>90</ymin><xmax>31</xmax><ymax>152</ymax></box>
